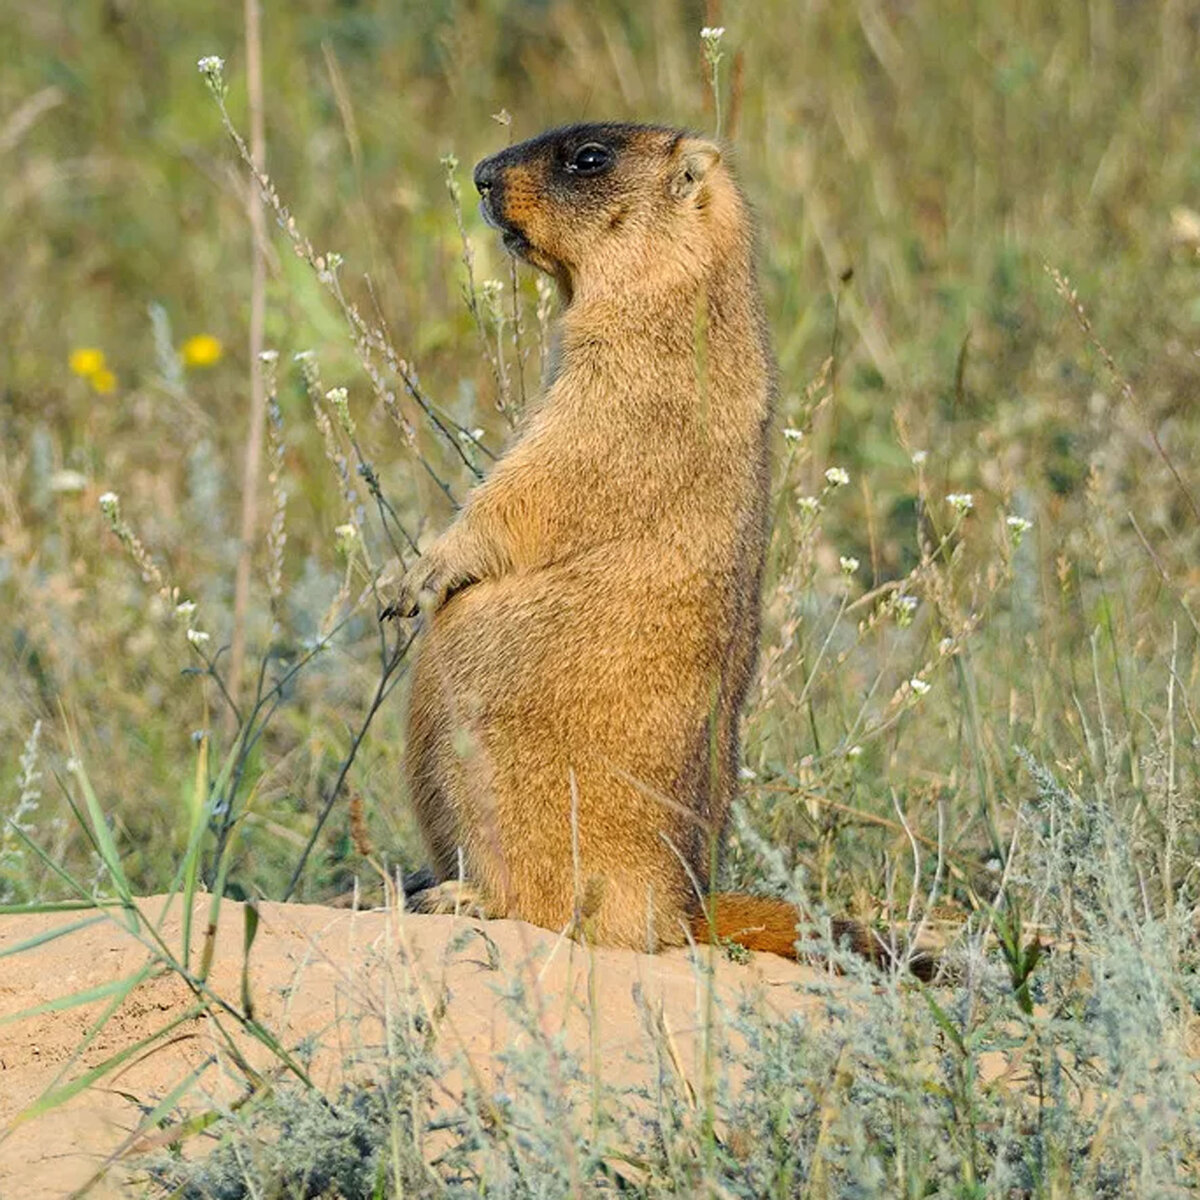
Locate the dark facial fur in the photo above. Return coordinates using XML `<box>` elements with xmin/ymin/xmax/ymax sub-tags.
<box><xmin>473</xmin><ymin>122</ymin><xmax>722</xmax><ymax>299</ymax></box>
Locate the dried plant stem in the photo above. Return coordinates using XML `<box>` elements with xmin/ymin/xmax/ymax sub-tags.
<box><xmin>1046</xmin><ymin>263</ymin><xmax>1200</xmax><ymax>525</ymax></box>
<box><xmin>208</xmin><ymin>83</ymin><xmax>481</xmax><ymax>488</ymax></box>
<box><xmin>228</xmin><ymin>0</ymin><xmax>268</xmax><ymax>711</ymax></box>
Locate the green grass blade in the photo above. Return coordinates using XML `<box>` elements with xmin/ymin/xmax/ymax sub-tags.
<box><xmin>67</xmin><ymin>1055</ymin><xmax>219</xmax><ymax>1199</ymax></box>
<box><xmin>0</xmin><ymin>818</ymin><xmax>91</xmax><ymax>902</ymax></box>
<box><xmin>195</xmin><ymin>731</ymin><xmax>246</xmax><ymax>983</ymax></box>
<box><xmin>6</xmin><ymin>1006</ymin><xmax>203</xmax><ymax>1130</ymax></box>
<box><xmin>61</xmin><ymin>723</ymin><xmax>136</xmax><ymax>918</ymax></box>
<box><xmin>0</xmin><ymin>900</ymin><xmax>105</xmax><ymax>915</ymax></box>
<box><xmin>0</xmin><ymin>974</ymin><xmax>149</xmax><ymax>1028</ymax></box>
<box><xmin>0</xmin><ymin>914</ymin><xmax>105</xmax><ymax>959</ymax></box>
<box><xmin>5</xmin><ymin>963</ymin><xmax>157</xmax><ymax>1137</ymax></box>
<box><xmin>240</xmin><ymin>897</ymin><xmax>260</xmax><ymax>1018</ymax></box>
<box><xmin>180</xmin><ymin>732</ymin><xmax>210</xmax><ymax>968</ymax></box>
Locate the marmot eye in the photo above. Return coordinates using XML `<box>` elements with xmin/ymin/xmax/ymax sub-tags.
<box><xmin>568</xmin><ymin>143</ymin><xmax>612</xmax><ymax>175</ymax></box>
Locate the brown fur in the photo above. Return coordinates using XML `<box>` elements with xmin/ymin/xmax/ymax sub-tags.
<box><xmin>388</xmin><ymin>123</ymin><xmax>927</xmax><ymax>976</ymax></box>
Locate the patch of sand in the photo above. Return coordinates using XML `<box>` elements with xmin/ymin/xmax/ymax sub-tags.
<box><xmin>0</xmin><ymin>895</ymin><xmax>834</xmax><ymax>1198</ymax></box>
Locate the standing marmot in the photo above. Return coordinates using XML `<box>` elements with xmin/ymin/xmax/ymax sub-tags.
<box><xmin>389</xmin><ymin>122</ymin><xmax>916</xmax><ymax>970</ymax></box>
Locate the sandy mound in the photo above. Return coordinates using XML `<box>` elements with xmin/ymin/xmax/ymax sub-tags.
<box><xmin>0</xmin><ymin>895</ymin><xmax>834</xmax><ymax>1198</ymax></box>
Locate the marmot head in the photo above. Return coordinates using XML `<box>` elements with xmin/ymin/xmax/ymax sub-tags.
<box><xmin>473</xmin><ymin>122</ymin><xmax>743</xmax><ymax>300</ymax></box>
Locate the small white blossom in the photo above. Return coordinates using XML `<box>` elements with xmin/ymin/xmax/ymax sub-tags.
<box><xmin>334</xmin><ymin>523</ymin><xmax>357</xmax><ymax>540</ymax></box>
<box><xmin>909</xmin><ymin>677</ymin><xmax>931</xmax><ymax>696</ymax></box>
<box><xmin>782</xmin><ymin>427</ymin><xmax>804</xmax><ymax>443</ymax></box>
<box><xmin>293</xmin><ymin>349</ymin><xmax>316</xmax><ymax>363</ymax></box>
<box><xmin>894</xmin><ymin>593</ymin><xmax>919</xmax><ymax>628</ymax></box>
<box><xmin>1006</xmin><ymin>514</ymin><xmax>1033</xmax><ymax>547</ymax></box>
<box><xmin>796</xmin><ymin>495</ymin><xmax>821</xmax><ymax>517</ymax></box>
<box><xmin>186</xmin><ymin>629</ymin><xmax>210</xmax><ymax>647</ymax></box>
<box><xmin>175</xmin><ymin>600</ymin><xmax>197</xmax><ymax>618</ymax></box>
<box><xmin>947</xmin><ymin>492</ymin><xmax>974</xmax><ymax>514</ymax></box>
<box><xmin>911</xmin><ymin>450</ymin><xmax>928</xmax><ymax>466</ymax></box>
<box><xmin>847</xmin><ymin>744</ymin><xmax>863</xmax><ymax>760</ymax></box>
<box><xmin>197</xmin><ymin>55</ymin><xmax>225</xmax><ymax>76</ymax></box>
<box><xmin>258</xmin><ymin>349</ymin><xmax>279</xmax><ymax>364</ymax></box>
<box><xmin>65</xmin><ymin>757</ymin><xmax>81</xmax><ymax>775</ymax></box>
<box><xmin>839</xmin><ymin>555</ymin><xmax>860</xmax><ymax>575</ymax></box>
<box><xmin>738</xmin><ymin>765</ymin><xmax>757</xmax><ymax>781</ymax></box>
<box><xmin>825</xmin><ymin>466</ymin><xmax>850</xmax><ymax>487</ymax></box>
<box><xmin>98</xmin><ymin>491</ymin><xmax>119</xmax><ymax>511</ymax></box>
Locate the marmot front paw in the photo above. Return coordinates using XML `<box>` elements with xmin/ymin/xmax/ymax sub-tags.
<box><xmin>381</xmin><ymin>552</ymin><xmax>470</xmax><ymax>620</ymax></box>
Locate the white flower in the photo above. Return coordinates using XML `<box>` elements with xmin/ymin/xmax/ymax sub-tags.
<box><xmin>909</xmin><ymin>677</ymin><xmax>931</xmax><ymax>696</ymax></box>
<box><xmin>197</xmin><ymin>55</ymin><xmax>225</xmax><ymax>76</ymax></box>
<box><xmin>98</xmin><ymin>491</ymin><xmax>119</xmax><ymax>510</ymax></box>
<box><xmin>911</xmin><ymin>450</ymin><xmax>928</xmax><ymax>466</ymax></box>
<box><xmin>893</xmin><ymin>593</ymin><xmax>919</xmax><ymax>627</ymax></box>
<box><xmin>186</xmin><ymin>629</ymin><xmax>210</xmax><ymax>647</ymax></box>
<box><xmin>782</xmin><ymin>427</ymin><xmax>804</xmax><ymax>443</ymax></box>
<box><xmin>293</xmin><ymin>349</ymin><xmax>316</xmax><ymax>363</ymax></box>
<box><xmin>334</xmin><ymin>523</ymin><xmax>357</xmax><ymax>540</ymax></box>
<box><xmin>738</xmin><ymin>765</ymin><xmax>757</xmax><ymax>781</ymax></box>
<box><xmin>175</xmin><ymin>600</ymin><xmax>197</xmax><ymax>618</ymax></box>
<box><xmin>839</xmin><ymin>555</ymin><xmax>860</xmax><ymax>575</ymax></box>
<box><xmin>700</xmin><ymin>26</ymin><xmax>726</xmax><ymax>40</ymax></box>
<box><xmin>258</xmin><ymin>349</ymin><xmax>279</xmax><ymax>364</ymax></box>
<box><xmin>847</xmin><ymin>745</ymin><xmax>863</xmax><ymax>760</ymax></box>
<box><xmin>947</xmin><ymin>492</ymin><xmax>974</xmax><ymax>514</ymax></box>
<box><xmin>796</xmin><ymin>494</ymin><xmax>821</xmax><ymax>517</ymax></box>
<box><xmin>1006</xmin><ymin>514</ymin><xmax>1033</xmax><ymax>546</ymax></box>
<box><xmin>825</xmin><ymin>466</ymin><xmax>850</xmax><ymax>487</ymax></box>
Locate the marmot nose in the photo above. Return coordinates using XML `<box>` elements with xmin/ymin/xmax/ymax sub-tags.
<box><xmin>474</xmin><ymin>157</ymin><xmax>497</xmax><ymax>196</ymax></box>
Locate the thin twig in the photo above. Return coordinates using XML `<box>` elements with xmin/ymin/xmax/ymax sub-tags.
<box><xmin>228</xmin><ymin>0</ymin><xmax>269</xmax><ymax>712</ymax></box>
<box><xmin>282</xmin><ymin>626</ymin><xmax>416</xmax><ymax>900</ymax></box>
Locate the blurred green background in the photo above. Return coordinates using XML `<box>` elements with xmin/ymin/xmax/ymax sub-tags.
<box><xmin>3</xmin><ymin>1</ymin><xmax>1198</xmax><ymax>911</ymax></box>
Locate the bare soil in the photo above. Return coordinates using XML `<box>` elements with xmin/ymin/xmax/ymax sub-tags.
<box><xmin>0</xmin><ymin>896</ymin><xmax>830</xmax><ymax>1198</ymax></box>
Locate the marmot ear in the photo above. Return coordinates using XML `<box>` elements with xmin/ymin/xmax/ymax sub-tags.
<box><xmin>670</xmin><ymin>139</ymin><xmax>722</xmax><ymax>200</ymax></box>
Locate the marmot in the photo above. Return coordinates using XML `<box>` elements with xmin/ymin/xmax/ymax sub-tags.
<box><xmin>389</xmin><ymin>122</ymin><xmax>927</xmax><ymax>974</ymax></box>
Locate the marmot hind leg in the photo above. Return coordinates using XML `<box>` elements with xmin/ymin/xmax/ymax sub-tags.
<box><xmin>406</xmin><ymin>878</ymin><xmax>495</xmax><ymax>919</ymax></box>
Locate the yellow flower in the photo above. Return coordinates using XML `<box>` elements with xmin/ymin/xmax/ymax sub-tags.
<box><xmin>90</xmin><ymin>368</ymin><xmax>117</xmax><ymax>395</ymax></box>
<box><xmin>69</xmin><ymin>347</ymin><xmax>107</xmax><ymax>378</ymax></box>
<box><xmin>181</xmin><ymin>334</ymin><xmax>223</xmax><ymax>368</ymax></box>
